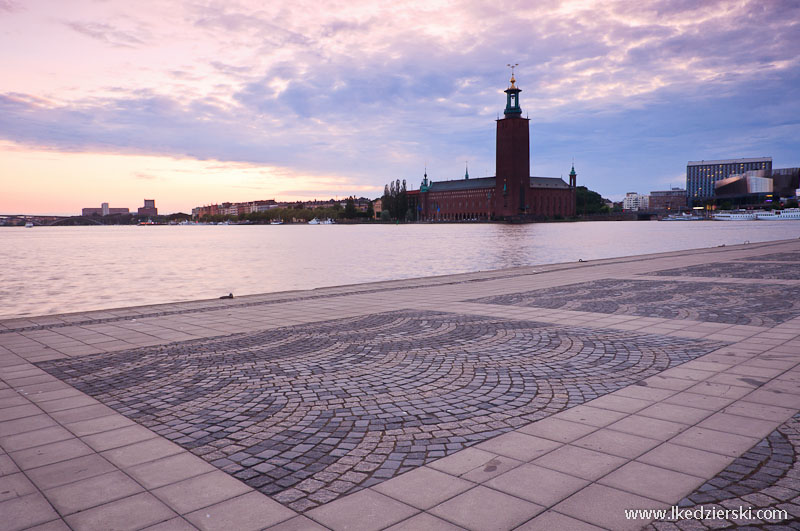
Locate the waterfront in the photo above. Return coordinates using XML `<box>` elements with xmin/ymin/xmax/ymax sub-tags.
<box><xmin>2</xmin><ymin>238</ymin><xmax>799</xmax><ymax>529</ymax></box>
<box><xmin>2</xmin><ymin>221</ymin><xmax>799</xmax><ymax>318</ymax></box>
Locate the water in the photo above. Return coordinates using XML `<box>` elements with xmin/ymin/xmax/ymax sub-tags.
<box><xmin>1</xmin><ymin>221</ymin><xmax>798</xmax><ymax>318</ymax></box>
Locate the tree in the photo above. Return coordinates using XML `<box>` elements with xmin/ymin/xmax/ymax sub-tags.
<box><xmin>344</xmin><ymin>196</ymin><xmax>357</xmax><ymax>219</ymax></box>
<box><xmin>575</xmin><ymin>186</ymin><xmax>608</xmax><ymax>215</ymax></box>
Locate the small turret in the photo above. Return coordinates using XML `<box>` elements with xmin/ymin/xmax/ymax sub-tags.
<box><xmin>569</xmin><ymin>163</ymin><xmax>577</xmax><ymax>188</ymax></box>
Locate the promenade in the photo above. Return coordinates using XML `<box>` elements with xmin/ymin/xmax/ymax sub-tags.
<box><xmin>1</xmin><ymin>238</ymin><xmax>799</xmax><ymax>530</ymax></box>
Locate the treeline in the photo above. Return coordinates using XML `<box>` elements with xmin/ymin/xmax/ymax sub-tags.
<box><xmin>381</xmin><ymin>179</ymin><xmax>412</xmax><ymax>221</ymax></box>
<box><xmin>199</xmin><ymin>198</ymin><xmax>375</xmax><ymax>223</ymax></box>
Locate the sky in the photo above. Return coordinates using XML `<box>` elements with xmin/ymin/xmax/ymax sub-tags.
<box><xmin>1</xmin><ymin>0</ymin><xmax>798</xmax><ymax>215</ymax></box>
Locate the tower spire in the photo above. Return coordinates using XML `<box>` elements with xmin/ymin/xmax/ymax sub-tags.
<box><xmin>503</xmin><ymin>64</ymin><xmax>522</xmax><ymax>117</ymax></box>
<box><xmin>465</xmin><ymin>161</ymin><xmax>469</xmax><ymax>180</ymax></box>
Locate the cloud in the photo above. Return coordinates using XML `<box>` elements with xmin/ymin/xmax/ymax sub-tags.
<box><xmin>1</xmin><ymin>0</ymin><xmax>799</xmax><ymax>203</ymax></box>
<box><xmin>65</xmin><ymin>20</ymin><xmax>146</xmax><ymax>47</ymax></box>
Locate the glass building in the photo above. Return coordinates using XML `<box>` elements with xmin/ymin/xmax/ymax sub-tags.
<box><xmin>686</xmin><ymin>157</ymin><xmax>772</xmax><ymax>205</ymax></box>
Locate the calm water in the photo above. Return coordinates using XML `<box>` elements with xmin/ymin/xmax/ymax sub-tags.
<box><xmin>2</xmin><ymin>221</ymin><xmax>798</xmax><ymax>318</ymax></box>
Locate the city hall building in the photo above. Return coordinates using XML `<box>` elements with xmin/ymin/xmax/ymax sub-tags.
<box><xmin>413</xmin><ymin>74</ymin><xmax>576</xmax><ymax>222</ymax></box>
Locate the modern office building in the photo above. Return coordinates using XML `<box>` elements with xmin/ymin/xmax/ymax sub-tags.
<box><xmin>686</xmin><ymin>157</ymin><xmax>772</xmax><ymax>205</ymax></box>
<box><xmin>715</xmin><ymin>167</ymin><xmax>800</xmax><ymax>205</ymax></box>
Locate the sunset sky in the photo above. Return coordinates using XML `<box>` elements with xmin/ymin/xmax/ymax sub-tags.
<box><xmin>1</xmin><ymin>0</ymin><xmax>798</xmax><ymax>215</ymax></box>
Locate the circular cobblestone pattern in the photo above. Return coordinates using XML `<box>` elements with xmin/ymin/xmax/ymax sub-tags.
<box><xmin>38</xmin><ymin>310</ymin><xmax>721</xmax><ymax>512</ymax></box>
<box><xmin>652</xmin><ymin>261</ymin><xmax>800</xmax><ymax>280</ymax></box>
<box><xmin>470</xmin><ymin>279</ymin><xmax>800</xmax><ymax>326</ymax></box>
<box><xmin>648</xmin><ymin>413</ymin><xmax>800</xmax><ymax>530</ymax></box>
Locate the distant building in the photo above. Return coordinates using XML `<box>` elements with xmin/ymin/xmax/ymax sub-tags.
<box><xmin>649</xmin><ymin>188</ymin><xmax>687</xmax><ymax>212</ymax></box>
<box><xmin>373</xmin><ymin>199</ymin><xmax>382</xmax><ymax>219</ymax></box>
<box><xmin>81</xmin><ymin>203</ymin><xmax>130</xmax><ymax>216</ymax></box>
<box><xmin>623</xmin><ymin>192</ymin><xmax>643</xmax><ymax>211</ymax></box>
<box><xmin>414</xmin><ymin>73</ymin><xmax>575</xmax><ymax>221</ymax></box>
<box><xmin>138</xmin><ymin>199</ymin><xmax>158</xmax><ymax>217</ymax></box>
<box><xmin>715</xmin><ymin>167</ymin><xmax>800</xmax><ymax>205</ymax></box>
<box><xmin>686</xmin><ymin>157</ymin><xmax>772</xmax><ymax>205</ymax></box>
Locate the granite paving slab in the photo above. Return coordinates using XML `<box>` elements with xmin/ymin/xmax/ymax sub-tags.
<box><xmin>35</xmin><ymin>309</ymin><xmax>721</xmax><ymax>513</ymax></box>
<box><xmin>467</xmin><ymin>279</ymin><xmax>800</xmax><ymax>326</ymax></box>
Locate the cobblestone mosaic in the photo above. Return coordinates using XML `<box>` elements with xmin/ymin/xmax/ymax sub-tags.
<box><xmin>36</xmin><ymin>310</ymin><xmax>720</xmax><ymax>512</ymax></box>
<box><xmin>469</xmin><ymin>279</ymin><xmax>800</xmax><ymax>326</ymax></box>
<box><xmin>740</xmin><ymin>252</ymin><xmax>800</xmax><ymax>262</ymax></box>
<box><xmin>647</xmin><ymin>413</ymin><xmax>800</xmax><ymax>530</ymax></box>
<box><xmin>651</xmin><ymin>262</ymin><xmax>800</xmax><ymax>280</ymax></box>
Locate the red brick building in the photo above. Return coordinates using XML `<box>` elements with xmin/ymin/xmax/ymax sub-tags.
<box><xmin>416</xmin><ymin>73</ymin><xmax>576</xmax><ymax>221</ymax></box>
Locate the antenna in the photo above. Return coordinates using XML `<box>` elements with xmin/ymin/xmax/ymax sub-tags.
<box><xmin>506</xmin><ymin>63</ymin><xmax>519</xmax><ymax>75</ymax></box>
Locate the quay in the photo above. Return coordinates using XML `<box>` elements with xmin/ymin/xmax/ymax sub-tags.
<box><xmin>1</xmin><ymin>239</ymin><xmax>800</xmax><ymax>530</ymax></box>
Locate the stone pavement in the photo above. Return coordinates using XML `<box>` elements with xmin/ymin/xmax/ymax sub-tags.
<box><xmin>1</xmin><ymin>238</ymin><xmax>800</xmax><ymax>530</ymax></box>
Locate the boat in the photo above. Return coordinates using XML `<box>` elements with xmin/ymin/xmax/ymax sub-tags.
<box><xmin>308</xmin><ymin>218</ymin><xmax>320</xmax><ymax>225</ymax></box>
<box><xmin>755</xmin><ymin>208</ymin><xmax>800</xmax><ymax>220</ymax></box>
<box><xmin>25</xmin><ymin>221</ymin><xmax>34</xmax><ymax>228</ymax></box>
<box><xmin>713</xmin><ymin>210</ymin><xmax>758</xmax><ymax>221</ymax></box>
<box><xmin>320</xmin><ymin>218</ymin><xmax>335</xmax><ymax>225</ymax></box>
<box><xmin>269</xmin><ymin>219</ymin><xmax>284</xmax><ymax>225</ymax></box>
<box><xmin>661</xmin><ymin>213</ymin><xmax>703</xmax><ymax>221</ymax></box>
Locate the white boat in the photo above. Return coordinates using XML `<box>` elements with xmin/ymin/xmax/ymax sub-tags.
<box><xmin>320</xmin><ymin>218</ymin><xmax>335</xmax><ymax>225</ymax></box>
<box><xmin>25</xmin><ymin>221</ymin><xmax>34</xmax><ymax>228</ymax></box>
<box><xmin>755</xmin><ymin>208</ymin><xmax>800</xmax><ymax>220</ymax></box>
<box><xmin>713</xmin><ymin>210</ymin><xmax>758</xmax><ymax>221</ymax></box>
<box><xmin>661</xmin><ymin>213</ymin><xmax>703</xmax><ymax>221</ymax></box>
<box><xmin>307</xmin><ymin>218</ymin><xmax>320</xmax><ymax>225</ymax></box>
<box><xmin>269</xmin><ymin>219</ymin><xmax>283</xmax><ymax>225</ymax></box>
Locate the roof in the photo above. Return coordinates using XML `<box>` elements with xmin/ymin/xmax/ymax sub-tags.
<box><xmin>425</xmin><ymin>175</ymin><xmax>570</xmax><ymax>192</ymax></box>
<box><xmin>530</xmin><ymin>176</ymin><xmax>570</xmax><ymax>189</ymax></box>
<box><xmin>427</xmin><ymin>177</ymin><xmax>496</xmax><ymax>191</ymax></box>
<box><xmin>687</xmin><ymin>157</ymin><xmax>772</xmax><ymax>167</ymax></box>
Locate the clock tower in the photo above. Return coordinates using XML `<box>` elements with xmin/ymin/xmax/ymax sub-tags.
<box><xmin>495</xmin><ymin>68</ymin><xmax>530</xmax><ymax>220</ymax></box>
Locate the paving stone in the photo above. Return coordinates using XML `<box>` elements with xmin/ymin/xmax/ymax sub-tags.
<box><xmin>151</xmin><ymin>470</ymin><xmax>252</xmax><ymax>514</ymax></box>
<box><xmin>184</xmin><ymin>491</ymin><xmax>295</xmax><ymax>530</ymax></box>
<box><xmin>0</xmin><ymin>472</ymin><xmax>37</xmax><ymax>502</ymax></box>
<box><xmin>429</xmin><ymin>485</ymin><xmax>543</xmax><ymax>531</ymax></box>
<box><xmin>533</xmin><ymin>444</ymin><xmax>628</xmax><ymax>481</ymax></box>
<box><xmin>599</xmin><ymin>461</ymin><xmax>706</xmax><ymax>504</ymax></box>
<box><xmin>0</xmin><ymin>492</ymin><xmax>60</xmax><ymax>531</ymax></box>
<box><xmin>126</xmin><ymin>452</ymin><xmax>217</xmax><ymax>489</ymax></box>
<box><xmin>33</xmin><ymin>310</ymin><xmax>720</xmax><ymax>510</ymax></box>
<box><xmin>10</xmin><ymin>437</ymin><xmax>93</xmax><ymax>470</ymax></box>
<box><xmin>649</xmin><ymin>413</ymin><xmax>800</xmax><ymax>529</ymax></box>
<box><xmin>486</xmin><ymin>463</ymin><xmax>589</xmax><ymax>506</ymax></box>
<box><xmin>373</xmin><ymin>466</ymin><xmax>472</xmax><ymax>509</ymax></box>
<box><xmin>64</xmin><ymin>492</ymin><xmax>176</xmax><ymax>531</ymax></box>
<box><xmin>554</xmin><ymin>484</ymin><xmax>667</xmax><ymax>531</ymax></box>
<box><xmin>307</xmin><ymin>489</ymin><xmax>418</xmax><ymax>531</ymax></box>
<box><xmin>516</xmin><ymin>510</ymin><xmax>605</xmax><ymax>530</ymax></box>
<box><xmin>469</xmin><ymin>279</ymin><xmax>800</xmax><ymax>326</ymax></box>
<box><xmin>44</xmin><ymin>470</ymin><xmax>144</xmax><ymax>515</ymax></box>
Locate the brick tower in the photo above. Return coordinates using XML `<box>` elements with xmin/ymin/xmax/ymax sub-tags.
<box><xmin>494</xmin><ymin>68</ymin><xmax>530</xmax><ymax>220</ymax></box>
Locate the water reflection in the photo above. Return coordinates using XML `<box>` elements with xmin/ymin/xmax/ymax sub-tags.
<box><xmin>1</xmin><ymin>221</ymin><xmax>797</xmax><ymax>318</ymax></box>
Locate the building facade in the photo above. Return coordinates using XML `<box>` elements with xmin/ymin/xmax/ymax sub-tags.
<box><xmin>81</xmin><ymin>203</ymin><xmax>130</xmax><ymax>216</ymax></box>
<box><xmin>138</xmin><ymin>199</ymin><xmax>158</xmax><ymax>217</ymax></box>
<box><xmin>649</xmin><ymin>188</ymin><xmax>687</xmax><ymax>212</ymax></box>
<box><xmin>686</xmin><ymin>157</ymin><xmax>772</xmax><ymax>205</ymax></box>
<box><xmin>623</xmin><ymin>192</ymin><xmax>647</xmax><ymax>212</ymax></box>
<box><xmin>416</xmin><ymin>74</ymin><xmax>575</xmax><ymax>221</ymax></box>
